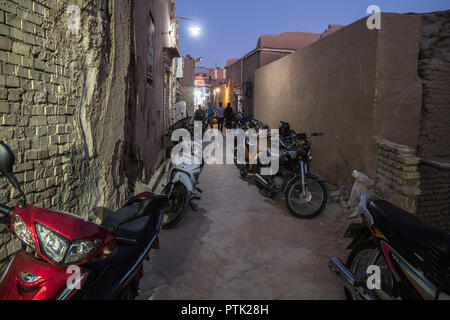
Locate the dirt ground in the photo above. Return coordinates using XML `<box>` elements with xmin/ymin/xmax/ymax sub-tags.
<box><xmin>137</xmin><ymin>158</ymin><xmax>352</xmax><ymax>300</ymax></box>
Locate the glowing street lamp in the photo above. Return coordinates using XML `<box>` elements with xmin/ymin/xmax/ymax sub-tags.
<box><xmin>177</xmin><ymin>17</ymin><xmax>202</xmax><ymax>37</ymax></box>
<box><xmin>189</xmin><ymin>25</ymin><xmax>202</xmax><ymax>37</ymax></box>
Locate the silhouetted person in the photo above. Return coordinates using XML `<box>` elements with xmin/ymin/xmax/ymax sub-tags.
<box><xmin>194</xmin><ymin>105</ymin><xmax>206</xmax><ymax>121</ymax></box>
<box><xmin>217</xmin><ymin>102</ymin><xmax>225</xmax><ymax>132</ymax></box>
<box><xmin>225</xmin><ymin>103</ymin><xmax>233</xmax><ymax>129</ymax></box>
<box><xmin>207</xmin><ymin>105</ymin><xmax>215</xmax><ymax>129</ymax></box>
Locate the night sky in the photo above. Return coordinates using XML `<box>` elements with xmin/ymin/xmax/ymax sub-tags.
<box><xmin>176</xmin><ymin>0</ymin><xmax>450</xmax><ymax>68</ymax></box>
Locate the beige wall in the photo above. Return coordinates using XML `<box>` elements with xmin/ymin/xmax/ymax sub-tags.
<box><xmin>254</xmin><ymin>13</ymin><xmax>422</xmax><ymax>188</ymax></box>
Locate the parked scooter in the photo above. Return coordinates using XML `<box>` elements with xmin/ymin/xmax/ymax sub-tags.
<box><xmin>329</xmin><ymin>193</ymin><xmax>450</xmax><ymax>300</ymax></box>
<box><xmin>0</xmin><ymin>141</ymin><xmax>168</xmax><ymax>300</ymax></box>
<box><xmin>161</xmin><ymin>116</ymin><xmax>204</xmax><ymax>229</ymax></box>
<box><xmin>161</xmin><ymin>142</ymin><xmax>203</xmax><ymax>229</ymax></box>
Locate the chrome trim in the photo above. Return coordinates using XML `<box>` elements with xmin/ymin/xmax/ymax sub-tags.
<box><xmin>57</xmin><ymin>275</ymin><xmax>86</xmax><ymax>300</ymax></box>
<box><xmin>300</xmin><ymin>161</ymin><xmax>306</xmax><ymax>194</ymax></box>
<box><xmin>329</xmin><ymin>257</ymin><xmax>377</xmax><ymax>300</ymax></box>
<box><xmin>254</xmin><ymin>174</ymin><xmax>268</xmax><ymax>186</ymax></box>
<box><xmin>360</xmin><ymin>193</ymin><xmax>380</xmax><ymax>226</ymax></box>
<box><xmin>20</xmin><ymin>271</ymin><xmax>42</xmax><ymax>283</ymax></box>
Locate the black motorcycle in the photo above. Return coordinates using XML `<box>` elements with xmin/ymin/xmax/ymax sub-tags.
<box><xmin>255</xmin><ymin>131</ymin><xmax>328</xmax><ymax>219</ymax></box>
<box><xmin>330</xmin><ymin>193</ymin><xmax>450</xmax><ymax>300</ymax></box>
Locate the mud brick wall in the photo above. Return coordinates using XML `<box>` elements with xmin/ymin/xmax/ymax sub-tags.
<box><xmin>414</xmin><ymin>11</ymin><xmax>450</xmax><ymax>233</ymax></box>
<box><xmin>375</xmin><ymin>139</ymin><xmax>421</xmax><ymax>214</ymax></box>
<box><xmin>0</xmin><ymin>0</ymin><xmax>172</xmax><ymax>273</ymax></box>
<box><xmin>417</xmin><ymin>162</ymin><xmax>450</xmax><ymax>232</ymax></box>
<box><xmin>0</xmin><ymin>0</ymin><xmax>91</xmax><ymax>272</ymax></box>
<box><xmin>417</xmin><ymin>10</ymin><xmax>450</xmax><ymax>162</ymax></box>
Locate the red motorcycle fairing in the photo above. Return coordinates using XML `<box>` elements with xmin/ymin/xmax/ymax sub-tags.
<box><xmin>9</xmin><ymin>204</ymin><xmax>115</xmax><ymax>266</ymax></box>
<box><xmin>0</xmin><ymin>251</ymin><xmax>87</xmax><ymax>300</ymax></box>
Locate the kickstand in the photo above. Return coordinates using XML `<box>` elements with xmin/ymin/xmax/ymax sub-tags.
<box><xmin>189</xmin><ymin>201</ymin><xmax>199</xmax><ymax>211</ymax></box>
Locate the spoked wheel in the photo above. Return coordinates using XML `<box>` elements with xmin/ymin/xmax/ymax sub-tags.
<box><xmin>162</xmin><ymin>184</ymin><xmax>189</xmax><ymax>229</ymax></box>
<box><xmin>285</xmin><ymin>177</ymin><xmax>327</xmax><ymax>219</ymax></box>
<box><xmin>345</xmin><ymin>240</ymin><xmax>396</xmax><ymax>300</ymax></box>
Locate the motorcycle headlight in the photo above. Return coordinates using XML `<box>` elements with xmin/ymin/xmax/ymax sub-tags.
<box><xmin>12</xmin><ymin>215</ymin><xmax>35</xmax><ymax>249</ymax></box>
<box><xmin>36</xmin><ymin>223</ymin><xmax>69</xmax><ymax>264</ymax></box>
<box><xmin>65</xmin><ymin>239</ymin><xmax>100</xmax><ymax>264</ymax></box>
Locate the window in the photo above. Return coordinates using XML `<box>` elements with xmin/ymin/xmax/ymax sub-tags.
<box><xmin>147</xmin><ymin>14</ymin><xmax>155</xmax><ymax>81</ymax></box>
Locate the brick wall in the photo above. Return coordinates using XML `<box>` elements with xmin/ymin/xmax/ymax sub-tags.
<box><xmin>415</xmin><ymin>10</ymin><xmax>450</xmax><ymax>232</ymax></box>
<box><xmin>0</xmin><ymin>0</ymin><xmax>93</xmax><ymax>270</ymax></box>
<box><xmin>417</xmin><ymin>161</ymin><xmax>450</xmax><ymax>232</ymax></box>
<box><xmin>375</xmin><ymin>138</ymin><xmax>421</xmax><ymax>214</ymax></box>
<box><xmin>417</xmin><ymin>10</ymin><xmax>450</xmax><ymax>161</ymax></box>
<box><xmin>0</xmin><ymin>0</ymin><xmax>173</xmax><ymax>274</ymax></box>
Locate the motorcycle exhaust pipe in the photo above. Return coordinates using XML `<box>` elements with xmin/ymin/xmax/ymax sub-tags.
<box><xmin>255</xmin><ymin>174</ymin><xmax>279</xmax><ymax>192</ymax></box>
<box><xmin>329</xmin><ymin>257</ymin><xmax>376</xmax><ymax>300</ymax></box>
<box><xmin>254</xmin><ymin>174</ymin><xmax>268</xmax><ymax>186</ymax></box>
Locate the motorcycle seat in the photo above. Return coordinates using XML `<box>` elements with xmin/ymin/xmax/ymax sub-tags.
<box><xmin>369</xmin><ymin>200</ymin><xmax>450</xmax><ymax>258</ymax></box>
<box><xmin>101</xmin><ymin>206</ymin><xmax>157</xmax><ymax>244</ymax></box>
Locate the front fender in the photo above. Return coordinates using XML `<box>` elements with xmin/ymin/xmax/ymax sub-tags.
<box><xmin>284</xmin><ymin>172</ymin><xmax>326</xmax><ymax>192</ymax></box>
<box><xmin>171</xmin><ymin>171</ymin><xmax>194</xmax><ymax>193</ymax></box>
<box><xmin>306</xmin><ymin>172</ymin><xmax>326</xmax><ymax>182</ymax></box>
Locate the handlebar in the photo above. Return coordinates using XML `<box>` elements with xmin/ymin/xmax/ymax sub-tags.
<box><xmin>309</xmin><ymin>132</ymin><xmax>324</xmax><ymax>139</ymax></box>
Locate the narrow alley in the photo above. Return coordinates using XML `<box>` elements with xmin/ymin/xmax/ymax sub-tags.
<box><xmin>138</xmin><ymin>158</ymin><xmax>350</xmax><ymax>300</ymax></box>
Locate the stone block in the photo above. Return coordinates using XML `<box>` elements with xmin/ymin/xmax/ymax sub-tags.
<box><xmin>1</xmin><ymin>114</ymin><xmax>17</xmax><ymax>126</ymax></box>
<box><xmin>29</xmin><ymin>116</ymin><xmax>46</xmax><ymax>126</ymax></box>
<box><xmin>8</xmin><ymin>88</ymin><xmax>21</xmax><ymax>101</ymax></box>
<box><xmin>0</xmin><ymin>36</ymin><xmax>12</xmax><ymax>50</ymax></box>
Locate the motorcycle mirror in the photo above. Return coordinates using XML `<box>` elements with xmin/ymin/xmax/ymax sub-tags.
<box><xmin>0</xmin><ymin>141</ymin><xmax>26</xmax><ymax>207</ymax></box>
<box><xmin>0</xmin><ymin>141</ymin><xmax>16</xmax><ymax>175</ymax></box>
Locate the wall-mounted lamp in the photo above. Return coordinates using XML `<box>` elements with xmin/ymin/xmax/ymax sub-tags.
<box><xmin>176</xmin><ymin>16</ymin><xmax>202</xmax><ymax>37</ymax></box>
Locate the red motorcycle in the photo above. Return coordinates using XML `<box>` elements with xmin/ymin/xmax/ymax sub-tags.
<box><xmin>0</xmin><ymin>141</ymin><xmax>167</xmax><ymax>300</ymax></box>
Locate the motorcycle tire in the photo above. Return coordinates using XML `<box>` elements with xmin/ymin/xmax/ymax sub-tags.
<box><xmin>345</xmin><ymin>239</ymin><xmax>396</xmax><ymax>300</ymax></box>
<box><xmin>162</xmin><ymin>184</ymin><xmax>189</xmax><ymax>229</ymax></box>
<box><xmin>285</xmin><ymin>177</ymin><xmax>327</xmax><ymax>219</ymax></box>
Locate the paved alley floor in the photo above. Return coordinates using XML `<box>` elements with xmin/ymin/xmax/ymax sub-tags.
<box><xmin>137</xmin><ymin>156</ymin><xmax>352</xmax><ymax>300</ymax></box>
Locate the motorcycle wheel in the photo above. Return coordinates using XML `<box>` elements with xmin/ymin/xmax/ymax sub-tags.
<box><xmin>285</xmin><ymin>177</ymin><xmax>327</xmax><ymax>219</ymax></box>
<box><xmin>345</xmin><ymin>240</ymin><xmax>396</xmax><ymax>300</ymax></box>
<box><xmin>162</xmin><ymin>184</ymin><xmax>189</xmax><ymax>229</ymax></box>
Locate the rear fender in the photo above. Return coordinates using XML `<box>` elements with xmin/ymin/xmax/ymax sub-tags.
<box><xmin>123</xmin><ymin>192</ymin><xmax>154</xmax><ymax>207</ymax></box>
<box><xmin>345</xmin><ymin>223</ymin><xmax>373</xmax><ymax>250</ymax></box>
